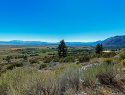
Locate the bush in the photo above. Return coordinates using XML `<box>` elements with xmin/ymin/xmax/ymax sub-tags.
<box><xmin>78</xmin><ymin>55</ymin><xmax>90</xmax><ymax>62</ymax></box>
<box><xmin>30</xmin><ymin>54</ymin><xmax>39</xmax><ymax>56</ymax></box>
<box><xmin>81</xmin><ymin>62</ymin><xmax>118</xmax><ymax>86</ymax></box>
<box><xmin>103</xmin><ymin>58</ymin><xmax>113</xmax><ymax>65</ymax></box>
<box><xmin>95</xmin><ymin>54</ymin><xmax>101</xmax><ymax>58</ymax></box>
<box><xmin>119</xmin><ymin>51</ymin><xmax>125</xmax><ymax>60</ymax></box>
<box><xmin>31</xmin><ymin>64</ymin><xmax>36</xmax><ymax>68</ymax></box>
<box><xmin>56</xmin><ymin>63</ymin><xmax>82</xmax><ymax>92</ymax></box>
<box><xmin>117</xmin><ymin>59</ymin><xmax>125</xmax><ymax>67</ymax></box>
<box><xmin>40</xmin><ymin>64</ymin><xmax>47</xmax><ymax>69</ymax></box>
<box><xmin>59</xmin><ymin>56</ymin><xmax>75</xmax><ymax>62</ymax></box>
<box><xmin>56</xmin><ymin>63</ymin><xmax>82</xmax><ymax>74</ymax></box>
<box><xmin>0</xmin><ymin>67</ymin><xmax>2</xmax><ymax>71</ymax></box>
<box><xmin>6</xmin><ymin>62</ymin><xmax>24</xmax><ymax>70</ymax></box>
<box><xmin>30</xmin><ymin>59</ymin><xmax>38</xmax><ymax>64</ymax></box>
<box><xmin>44</xmin><ymin>58</ymin><xmax>53</xmax><ymax>63</ymax></box>
<box><xmin>102</xmin><ymin>52</ymin><xmax>117</xmax><ymax>58</ymax></box>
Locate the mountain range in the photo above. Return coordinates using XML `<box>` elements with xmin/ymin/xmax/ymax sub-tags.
<box><xmin>0</xmin><ymin>40</ymin><xmax>104</xmax><ymax>45</ymax></box>
<box><xmin>0</xmin><ymin>35</ymin><xmax>125</xmax><ymax>46</ymax></box>
<box><xmin>102</xmin><ymin>35</ymin><xmax>125</xmax><ymax>46</ymax></box>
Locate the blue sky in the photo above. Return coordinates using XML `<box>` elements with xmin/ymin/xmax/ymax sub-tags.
<box><xmin>0</xmin><ymin>0</ymin><xmax>125</xmax><ymax>42</ymax></box>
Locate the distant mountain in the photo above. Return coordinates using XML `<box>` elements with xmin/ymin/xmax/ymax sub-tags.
<box><xmin>0</xmin><ymin>40</ymin><xmax>101</xmax><ymax>45</ymax></box>
<box><xmin>0</xmin><ymin>37</ymin><xmax>112</xmax><ymax>45</ymax></box>
<box><xmin>102</xmin><ymin>35</ymin><xmax>125</xmax><ymax>46</ymax></box>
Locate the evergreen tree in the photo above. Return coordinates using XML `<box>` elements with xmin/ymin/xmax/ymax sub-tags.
<box><xmin>95</xmin><ymin>43</ymin><xmax>101</xmax><ymax>54</ymax></box>
<box><xmin>58</xmin><ymin>40</ymin><xmax>67</xmax><ymax>57</ymax></box>
<box><xmin>100</xmin><ymin>43</ymin><xmax>103</xmax><ymax>54</ymax></box>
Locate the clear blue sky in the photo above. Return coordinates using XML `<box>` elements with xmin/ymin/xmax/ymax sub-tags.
<box><xmin>0</xmin><ymin>0</ymin><xmax>125</xmax><ymax>42</ymax></box>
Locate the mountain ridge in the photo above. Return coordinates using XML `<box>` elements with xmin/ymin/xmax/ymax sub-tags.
<box><xmin>1</xmin><ymin>36</ymin><xmax>122</xmax><ymax>45</ymax></box>
<box><xmin>0</xmin><ymin>40</ymin><xmax>105</xmax><ymax>45</ymax></box>
<box><xmin>102</xmin><ymin>35</ymin><xmax>125</xmax><ymax>46</ymax></box>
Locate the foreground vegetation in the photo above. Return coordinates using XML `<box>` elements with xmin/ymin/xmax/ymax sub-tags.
<box><xmin>0</xmin><ymin>45</ymin><xmax>125</xmax><ymax>94</ymax></box>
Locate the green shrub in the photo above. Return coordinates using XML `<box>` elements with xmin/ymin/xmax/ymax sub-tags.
<box><xmin>0</xmin><ymin>67</ymin><xmax>2</xmax><ymax>71</ymax></box>
<box><xmin>7</xmin><ymin>62</ymin><xmax>23</xmax><ymax>70</ymax></box>
<box><xmin>119</xmin><ymin>51</ymin><xmax>125</xmax><ymax>60</ymax></box>
<box><xmin>56</xmin><ymin>63</ymin><xmax>82</xmax><ymax>92</ymax></box>
<box><xmin>30</xmin><ymin>59</ymin><xmax>38</xmax><ymax>64</ymax></box>
<box><xmin>40</xmin><ymin>64</ymin><xmax>47</xmax><ymax>69</ymax></box>
<box><xmin>81</xmin><ymin>62</ymin><xmax>118</xmax><ymax>86</ymax></box>
<box><xmin>59</xmin><ymin>56</ymin><xmax>75</xmax><ymax>62</ymax></box>
<box><xmin>44</xmin><ymin>58</ymin><xmax>53</xmax><ymax>63</ymax></box>
<box><xmin>95</xmin><ymin>54</ymin><xmax>101</xmax><ymax>58</ymax></box>
<box><xmin>78</xmin><ymin>55</ymin><xmax>90</xmax><ymax>62</ymax></box>
<box><xmin>102</xmin><ymin>52</ymin><xmax>117</xmax><ymax>58</ymax></box>
<box><xmin>103</xmin><ymin>58</ymin><xmax>113</xmax><ymax>65</ymax></box>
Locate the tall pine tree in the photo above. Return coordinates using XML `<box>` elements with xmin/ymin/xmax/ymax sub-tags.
<box><xmin>58</xmin><ymin>40</ymin><xmax>67</xmax><ymax>57</ymax></box>
<box><xmin>95</xmin><ymin>43</ymin><xmax>103</xmax><ymax>54</ymax></box>
<box><xmin>95</xmin><ymin>43</ymin><xmax>101</xmax><ymax>54</ymax></box>
<box><xmin>100</xmin><ymin>43</ymin><xmax>103</xmax><ymax>54</ymax></box>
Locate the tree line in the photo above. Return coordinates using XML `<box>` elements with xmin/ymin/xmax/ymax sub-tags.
<box><xmin>58</xmin><ymin>40</ymin><xmax>103</xmax><ymax>57</ymax></box>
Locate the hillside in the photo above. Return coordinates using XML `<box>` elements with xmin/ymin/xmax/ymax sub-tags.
<box><xmin>102</xmin><ymin>35</ymin><xmax>125</xmax><ymax>46</ymax></box>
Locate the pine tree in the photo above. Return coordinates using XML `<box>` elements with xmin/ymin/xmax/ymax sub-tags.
<box><xmin>100</xmin><ymin>43</ymin><xmax>103</xmax><ymax>54</ymax></box>
<box><xmin>95</xmin><ymin>43</ymin><xmax>101</xmax><ymax>54</ymax></box>
<box><xmin>58</xmin><ymin>40</ymin><xmax>67</xmax><ymax>57</ymax></box>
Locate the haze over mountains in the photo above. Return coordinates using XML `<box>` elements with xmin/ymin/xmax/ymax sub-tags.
<box><xmin>0</xmin><ymin>35</ymin><xmax>125</xmax><ymax>46</ymax></box>
<box><xmin>0</xmin><ymin>40</ymin><xmax>104</xmax><ymax>45</ymax></box>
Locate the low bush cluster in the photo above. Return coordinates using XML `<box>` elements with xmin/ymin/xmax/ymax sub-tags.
<box><xmin>102</xmin><ymin>52</ymin><xmax>117</xmax><ymax>58</ymax></box>
<box><xmin>103</xmin><ymin>58</ymin><xmax>113</xmax><ymax>65</ymax></box>
<box><xmin>39</xmin><ymin>64</ymin><xmax>47</xmax><ymax>69</ymax></box>
<box><xmin>29</xmin><ymin>59</ymin><xmax>38</xmax><ymax>64</ymax></box>
<box><xmin>30</xmin><ymin>54</ymin><xmax>39</xmax><ymax>56</ymax></box>
<box><xmin>78</xmin><ymin>55</ymin><xmax>90</xmax><ymax>62</ymax></box>
<box><xmin>117</xmin><ymin>59</ymin><xmax>125</xmax><ymax>67</ymax></box>
<box><xmin>44</xmin><ymin>57</ymin><xmax>53</xmax><ymax>63</ymax></box>
<box><xmin>6</xmin><ymin>62</ymin><xmax>24</xmax><ymax>70</ymax></box>
<box><xmin>119</xmin><ymin>50</ymin><xmax>125</xmax><ymax>60</ymax></box>
<box><xmin>59</xmin><ymin>56</ymin><xmax>75</xmax><ymax>62</ymax></box>
<box><xmin>0</xmin><ymin>61</ymin><xmax>121</xmax><ymax>95</ymax></box>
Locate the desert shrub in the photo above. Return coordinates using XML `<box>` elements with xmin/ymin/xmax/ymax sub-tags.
<box><xmin>30</xmin><ymin>54</ymin><xmax>39</xmax><ymax>56</ymax></box>
<box><xmin>103</xmin><ymin>58</ymin><xmax>113</xmax><ymax>65</ymax></box>
<box><xmin>24</xmin><ymin>62</ymin><xmax>30</xmax><ymax>65</ymax></box>
<box><xmin>119</xmin><ymin>51</ymin><xmax>125</xmax><ymax>60</ymax></box>
<box><xmin>78</xmin><ymin>55</ymin><xmax>90</xmax><ymax>62</ymax></box>
<box><xmin>40</xmin><ymin>64</ymin><xmax>47</xmax><ymax>69</ymax></box>
<box><xmin>91</xmin><ymin>55</ymin><xmax>96</xmax><ymax>59</ymax></box>
<box><xmin>117</xmin><ymin>59</ymin><xmax>125</xmax><ymax>67</ymax></box>
<box><xmin>44</xmin><ymin>57</ymin><xmax>53</xmax><ymax>63</ymax></box>
<box><xmin>59</xmin><ymin>58</ymin><xmax>65</xmax><ymax>63</ymax></box>
<box><xmin>59</xmin><ymin>56</ymin><xmax>75</xmax><ymax>62</ymax></box>
<box><xmin>0</xmin><ymin>67</ymin><xmax>7</xmax><ymax>73</ymax></box>
<box><xmin>30</xmin><ymin>59</ymin><xmax>38</xmax><ymax>64</ymax></box>
<box><xmin>6</xmin><ymin>62</ymin><xmax>23</xmax><ymax>70</ymax></box>
<box><xmin>96</xmin><ymin>63</ymin><xmax>118</xmax><ymax>85</ymax></box>
<box><xmin>102</xmin><ymin>52</ymin><xmax>117</xmax><ymax>58</ymax></box>
<box><xmin>0</xmin><ymin>67</ymin><xmax>60</xmax><ymax>95</ymax></box>
<box><xmin>81</xmin><ymin>62</ymin><xmax>118</xmax><ymax>86</ymax></box>
<box><xmin>31</xmin><ymin>64</ymin><xmax>36</xmax><ymax>68</ymax></box>
<box><xmin>56</xmin><ymin>63</ymin><xmax>82</xmax><ymax>92</ymax></box>
<box><xmin>0</xmin><ymin>67</ymin><xmax>2</xmax><ymax>71</ymax></box>
<box><xmin>56</xmin><ymin>63</ymin><xmax>82</xmax><ymax>74</ymax></box>
<box><xmin>95</xmin><ymin>54</ymin><xmax>101</xmax><ymax>58</ymax></box>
